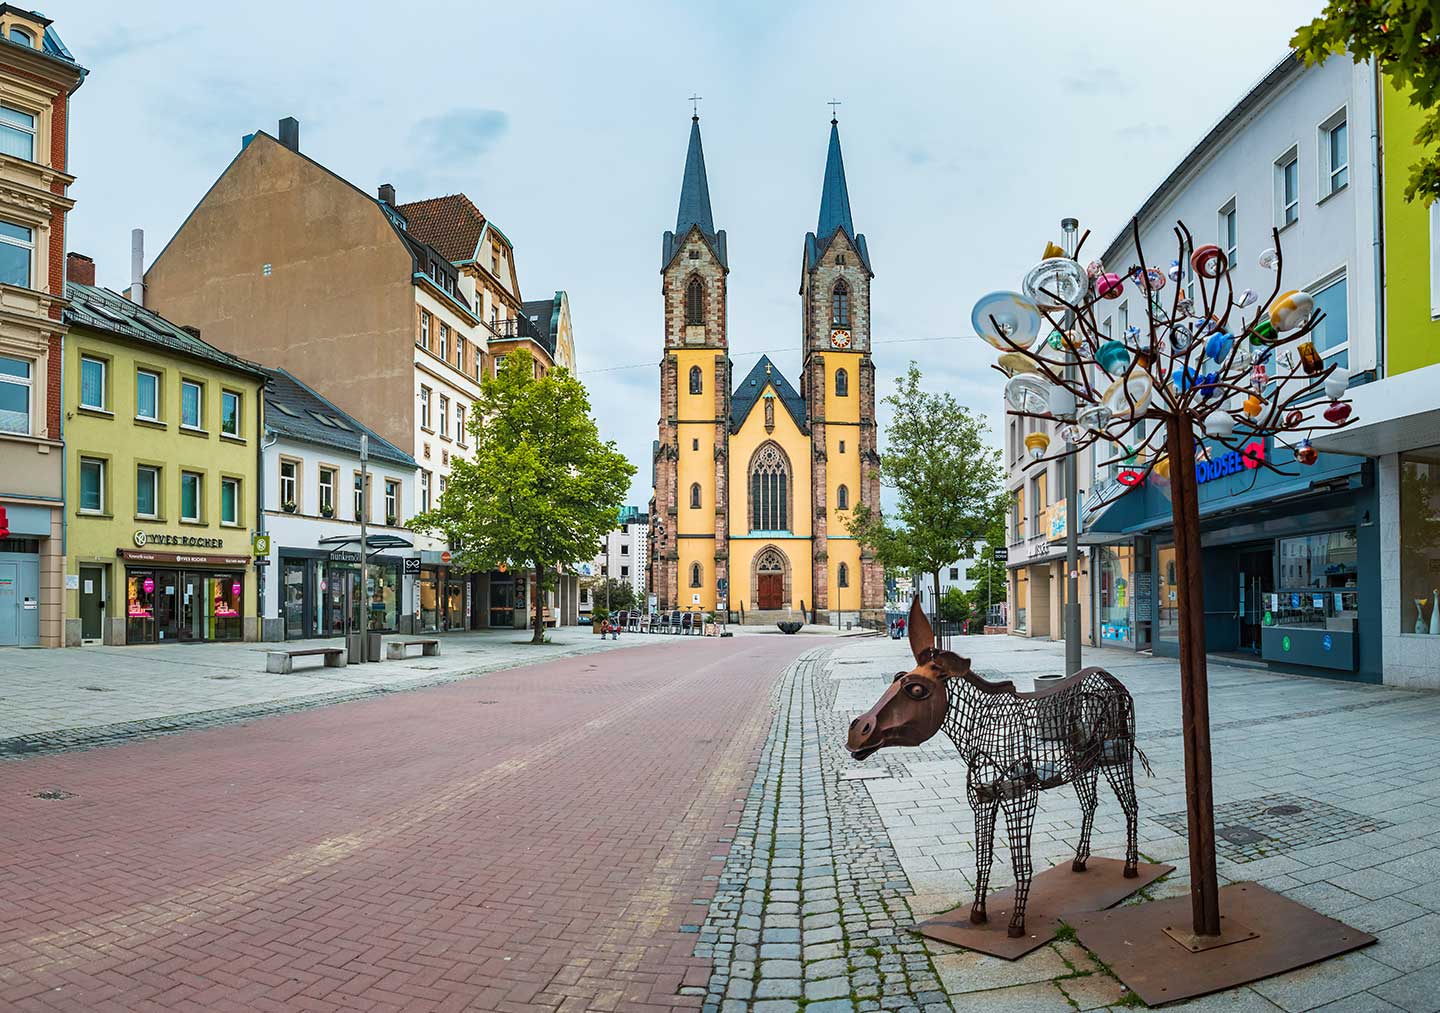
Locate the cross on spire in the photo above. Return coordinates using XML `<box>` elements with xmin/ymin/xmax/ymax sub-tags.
<box><xmin>689</xmin><ymin>94</ymin><xmax>703</xmax><ymax>119</ymax></box>
<box><xmin>828</xmin><ymin>98</ymin><xmax>841</xmax><ymax>123</ymax></box>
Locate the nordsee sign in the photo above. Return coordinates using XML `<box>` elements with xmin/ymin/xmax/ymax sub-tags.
<box><xmin>1195</xmin><ymin>439</ymin><xmax>1265</xmax><ymax>485</ymax></box>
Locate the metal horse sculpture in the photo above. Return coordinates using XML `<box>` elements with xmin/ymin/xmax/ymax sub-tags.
<box><xmin>847</xmin><ymin>600</ymin><xmax>1150</xmax><ymax>938</ymax></box>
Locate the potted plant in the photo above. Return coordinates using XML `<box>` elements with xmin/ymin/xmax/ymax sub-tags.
<box><xmin>282</xmin><ymin>499</ymin><xmax>297</xmax><ymax>513</ymax></box>
<box><xmin>320</xmin><ymin>503</ymin><xmax>334</xmax><ymax>518</ymax></box>
<box><xmin>386</xmin><ymin>513</ymin><xmax>398</xmax><ymax>526</ymax></box>
<box><xmin>592</xmin><ymin>607</ymin><xmax>610</xmax><ymax>635</ymax></box>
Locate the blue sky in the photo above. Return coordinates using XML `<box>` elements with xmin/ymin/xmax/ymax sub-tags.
<box><xmin>60</xmin><ymin>0</ymin><xmax>1326</xmax><ymax>507</ymax></box>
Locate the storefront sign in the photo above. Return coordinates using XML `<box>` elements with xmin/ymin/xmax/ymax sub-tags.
<box><xmin>1133</xmin><ymin>573</ymin><xmax>1153</xmax><ymax>622</ymax></box>
<box><xmin>253</xmin><ymin>534</ymin><xmax>271</xmax><ymax>556</ymax></box>
<box><xmin>1195</xmin><ymin>439</ymin><xmax>1265</xmax><ymax>484</ymax></box>
<box><xmin>133</xmin><ymin>530</ymin><xmax>226</xmax><ymax>549</ymax></box>
<box><xmin>118</xmin><ymin>548</ymin><xmax>251</xmax><ymax>567</ymax></box>
<box><xmin>993</xmin><ymin>547</ymin><xmax>1009</xmax><ymax>562</ymax></box>
<box><xmin>403</xmin><ymin>558</ymin><xmax>420</xmax><ymax>575</ymax></box>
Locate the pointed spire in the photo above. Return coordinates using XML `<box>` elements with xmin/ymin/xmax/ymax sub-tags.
<box><xmin>816</xmin><ymin>117</ymin><xmax>854</xmax><ymax>240</ymax></box>
<box><xmin>676</xmin><ymin>114</ymin><xmax>716</xmax><ymax>237</ymax></box>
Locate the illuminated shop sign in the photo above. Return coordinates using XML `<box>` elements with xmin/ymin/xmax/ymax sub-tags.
<box><xmin>1195</xmin><ymin>439</ymin><xmax>1265</xmax><ymax>485</ymax></box>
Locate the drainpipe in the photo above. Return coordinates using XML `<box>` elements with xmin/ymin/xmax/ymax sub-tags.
<box><xmin>1369</xmin><ymin>59</ymin><xmax>1385</xmax><ymax>380</ymax></box>
<box><xmin>259</xmin><ymin>416</ymin><xmax>277</xmax><ymax>640</ymax></box>
<box><xmin>130</xmin><ymin>229</ymin><xmax>145</xmax><ymax>307</ymax></box>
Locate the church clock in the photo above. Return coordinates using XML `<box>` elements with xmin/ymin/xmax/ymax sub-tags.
<box><xmin>829</xmin><ymin>327</ymin><xmax>851</xmax><ymax>349</ymax></box>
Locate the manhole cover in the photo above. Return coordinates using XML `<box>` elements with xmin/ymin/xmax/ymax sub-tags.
<box><xmin>208</xmin><ymin>675</ymin><xmax>240</xmax><ymax>681</ymax></box>
<box><xmin>30</xmin><ymin>789</ymin><xmax>75</xmax><ymax>800</ymax></box>
<box><xmin>1217</xmin><ymin>825</ymin><xmax>1268</xmax><ymax>846</ymax></box>
<box><xmin>1265</xmin><ymin>804</ymin><xmax>1303</xmax><ymax>816</ymax></box>
<box><xmin>79</xmin><ymin>686</ymin><xmax>112</xmax><ymax>693</ymax></box>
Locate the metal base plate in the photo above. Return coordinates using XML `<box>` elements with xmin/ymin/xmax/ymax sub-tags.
<box><xmin>1070</xmin><ymin>882</ymin><xmax>1376</xmax><ymax>1007</ymax></box>
<box><xmin>1163</xmin><ymin>916</ymin><xmax>1259</xmax><ymax>952</ymax></box>
<box><xmin>910</xmin><ymin>858</ymin><xmax>1174</xmax><ymax>960</ymax></box>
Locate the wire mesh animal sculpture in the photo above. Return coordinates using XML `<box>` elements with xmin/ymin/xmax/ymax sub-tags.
<box><xmin>847</xmin><ymin>599</ymin><xmax>1151</xmax><ymax>938</ymax></box>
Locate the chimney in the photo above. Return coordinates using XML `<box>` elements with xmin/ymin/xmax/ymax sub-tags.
<box><xmin>278</xmin><ymin>116</ymin><xmax>299</xmax><ymax>152</ymax></box>
<box><xmin>66</xmin><ymin>252</ymin><xmax>95</xmax><ymax>286</ymax></box>
<box><xmin>378</xmin><ymin>182</ymin><xmax>396</xmax><ymax>205</ymax></box>
<box><xmin>130</xmin><ymin>229</ymin><xmax>145</xmax><ymax>307</ymax></box>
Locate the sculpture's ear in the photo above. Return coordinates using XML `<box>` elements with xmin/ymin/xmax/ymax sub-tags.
<box><xmin>908</xmin><ymin>597</ymin><xmax>934</xmax><ymax>662</ymax></box>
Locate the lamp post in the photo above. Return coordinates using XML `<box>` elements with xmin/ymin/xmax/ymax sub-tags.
<box><xmin>358</xmin><ymin>433</ymin><xmax>369</xmax><ymax>664</ymax></box>
<box><xmin>1061</xmin><ymin>217</ymin><xmax>1082</xmax><ymax>676</ymax></box>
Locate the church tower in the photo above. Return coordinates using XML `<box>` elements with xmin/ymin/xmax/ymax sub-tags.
<box><xmin>651</xmin><ymin>114</ymin><xmax>730</xmax><ymax>610</ymax></box>
<box><xmin>801</xmin><ymin>116</ymin><xmax>883</xmax><ymax>621</ymax></box>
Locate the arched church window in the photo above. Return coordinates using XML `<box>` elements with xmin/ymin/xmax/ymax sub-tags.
<box><xmin>690</xmin><ymin>482</ymin><xmax>701</xmax><ymax>509</ymax></box>
<box><xmin>686</xmin><ymin>277</ymin><xmax>704</xmax><ymax>325</ymax></box>
<box><xmin>836</xmin><ymin>484</ymin><xmax>849</xmax><ymax>510</ymax></box>
<box><xmin>835</xmin><ymin>368</ymin><xmax>849</xmax><ymax>397</ymax></box>
<box><xmin>689</xmin><ymin>365</ymin><xmax>703</xmax><ymax>394</ymax></box>
<box><xmin>690</xmin><ymin>562</ymin><xmax>703</xmax><ymax>587</ymax></box>
<box><xmin>750</xmin><ymin>443</ymin><xmax>789</xmax><ymax>532</ymax></box>
<box><xmin>831</xmin><ymin>281</ymin><xmax>850</xmax><ymax>327</ymax></box>
<box><xmin>838</xmin><ymin>562</ymin><xmax>850</xmax><ymax>588</ymax></box>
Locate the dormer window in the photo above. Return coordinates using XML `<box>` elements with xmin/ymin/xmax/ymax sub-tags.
<box><xmin>8</xmin><ymin>27</ymin><xmax>33</xmax><ymax>47</ymax></box>
<box><xmin>689</xmin><ymin>249</ymin><xmax>700</xmax><ymax>260</ymax></box>
<box><xmin>835</xmin><ymin>254</ymin><xmax>846</xmax><ymax>266</ymax></box>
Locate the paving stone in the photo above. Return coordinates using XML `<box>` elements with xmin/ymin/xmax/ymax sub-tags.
<box><xmin>1371</xmin><ymin>964</ymin><xmax>1440</xmax><ymax>1013</ymax></box>
<box><xmin>1251</xmin><ymin>951</ymin><xmax>1404</xmax><ymax>1012</ymax></box>
<box><xmin>805</xmin><ymin>977</ymin><xmax>851</xmax><ymax>1000</ymax></box>
<box><xmin>947</xmin><ymin>981</ymin><xmax>1068</xmax><ymax>1012</ymax></box>
<box><xmin>755</xmin><ymin>977</ymin><xmax>803</xmax><ymax>999</ymax></box>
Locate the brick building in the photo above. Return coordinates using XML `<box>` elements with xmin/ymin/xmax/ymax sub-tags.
<box><xmin>647</xmin><ymin>114</ymin><xmax>883</xmax><ymax>626</ymax></box>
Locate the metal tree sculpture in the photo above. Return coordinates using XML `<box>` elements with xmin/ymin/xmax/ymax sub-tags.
<box><xmin>973</xmin><ymin>219</ymin><xmax>1357</xmax><ymax>939</ymax></box>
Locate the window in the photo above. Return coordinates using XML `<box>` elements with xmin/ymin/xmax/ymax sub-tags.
<box><xmin>7</xmin><ymin>27</ymin><xmax>33</xmax><ymax>46</ymax></box>
<box><xmin>750</xmin><ymin>443</ymin><xmax>789</xmax><ymax>532</ymax></box>
<box><xmin>1030</xmin><ymin>471</ymin><xmax>1047</xmax><ymax>532</ymax></box>
<box><xmin>838</xmin><ymin>562</ymin><xmax>849</xmax><ymax>588</ymax></box>
<box><xmin>1219</xmin><ymin>199</ymin><xmax>1237</xmax><ymax>271</ymax></box>
<box><xmin>685</xmin><ymin>277</ymin><xmax>703</xmax><ymax>325</ymax></box>
<box><xmin>620</xmin><ymin>565</ymin><xmax>629</xmax><ymax>578</ymax></box>
<box><xmin>692</xmin><ymin>438</ymin><xmax>699</xmax><ymax>451</ymax></box>
<box><xmin>1401</xmin><ymin>447</ymin><xmax>1440</xmax><ymax>634</ymax></box>
<box><xmin>1432</xmin><ymin>201</ymin><xmax>1440</xmax><ymax>319</ymax></box>
<box><xmin>221</xmin><ymin>477</ymin><xmax>240</xmax><ymax>525</ymax></box>
<box><xmin>689</xmin><ymin>365</ymin><xmax>703</xmax><ymax>394</ymax></box>
<box><xmin>0</xmin><ymin>219</ymin><xmax>32</xmax><ymax>287</ymax></box>
<box><xmin>1011</xmin><ymin>487</ymin><xmax>1025</xmax><ymax>538</ymax></box>
<box><xmin>221</xmin><ymin>390</ymin><xmax>241</xmax><ymax>437</ymax></box>
<box><xmin>439</xmin><ymin>394</ymin><xmax>450</xmax><ymax>438</ymax></box>
<box><xmin>420</xmin><ymin>470</ymin><xmax>431</xmax><ymax>512</ymax></box>
<box><xmin>419</xmin><ymin>386</ymin><xmax>431</xmax><ymax>429</ymax></box>
<box><xmin>438</xmin><ymin>323</ymin><xmax>448</xmax><ymax>362</ymax></box>
<box><xmin>835</xmin><ymin>368</ymin><xmax>848</xmax><ymax>397</ymax></box>
<box><xmin>836</xmin><ymin>484</ymin><xmax>849</xmax><ymax>510</ymax></box>
<box><xmin>280</xmin><ymin>459</ymin><xmax>297</xmax><ymax>508</ymax></box>
<box><xmin>950</xmin><ymin>567</ymin><xmax>960</xmax><ymax>581</ymax></box>
<box><xmin>835</xmin><ymin>254</ymin><xmax>847</xmax><ymax>266</ymax></box>
<box><xmin>839</xmin><ymin>440</ymin><xmax>846</xmax><ymax>453</ymax></box>
<box><xmin>0</xmin><ymin>104</ymin><xmax>34</xmax><ymax>161</ymax></box>
<box><xmin>181</xmin><ymin>380</ymin><xmax>203</xmax><ymax>429</ymax></box>
<box><xmin>690</xmin><ymin>562</ymin><xmax>702</xmax><ymax>588</ymax></box>
<box><xmin>180</xmin><ymin>471</ymin><xmax>202</xmax><ymax>522</ymax></box>
<box><xmin>79</xmin><ymin>356</ymin><xmax>106</xmax><ymax>410</ymax></box>
<box><xmin>136</xmin><ymin>465</ymin><xmax>159</xmax><ymax>518</ymax></box>
<box><xmin>690</xmin><ymin>482</ymin><xmax>701</xmax><ymax>509</ymax></box>
<box><xmin>0</xmin><ymin>354</ymin><xmax>29</xmax><ymax>434</ymax></box>
<box><xmin>832</xmin><ymin>281</ymin><xmax>850</xmax><ymax>326</ymax></box>
<box><xmin>419</xmin><ymin>311</ymin><xmax>430</xmax><ymax>349</ymax></box>
<box><xmin>1309</xmin><ymin>274</ymin><xmax>1349</xmax><ymax>368</ymax></box>
<box><xmin>492</xmin><ymin>250</ymin><xmax>500</xmax><ymax>276</ymax></box>
<box><xmin>1276</xmin><ymin>148</ymin><xmax>1299</xmax><ymax>227</ymax></box>
<box><xmin>1277</xmin><ymin>531</ymin><xmax>1356</xmax><ymax>593</ymax></box>
<box><xmin>456</xmin><ymin>403</ymin><xmax>467</xmax><ymax>445</ymax></box>
<box><xmin>354</xmin><ymin>472</ymin><xmax>369</xmax><ymax>520</ymax></box>
<box><xmin>455</xmin><ymin>336</ymin><xmax>465</xmax><ymax>371</ymax></box>
<box><xmin>1118</xmin><ymin>302</ymin><xmax>1129</xmax><ymax>334</ymax></box>
<box><xmin>1321</xmin><ymin>112</ymin><xmax>1348</xmax><ymax>196</ymax></box>
<box><xmin>135</xmin><ymin>369</ymin><xmax>160</xmax><ymax>421</ymax></box>
<box><xmin>79</xmin><ymin>458</ymin><xmax>104</xmax><ymax>513</ymax></box>
<box><xmin>319</xmin><ymin>467</ymin><xmax>335</xmax><ymax>516</ymax></box>
<box><xmin>621</xmin><ymin>543</ymin><xmax>630</xmax><ymax>556</ymax></box>
<box><xmin>385</xmin><ymin>479</ymin><xmax>399</xmax><ymax>522</ymax></box>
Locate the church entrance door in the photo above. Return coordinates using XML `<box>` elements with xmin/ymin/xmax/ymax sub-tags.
<box><xmin>758</xmin><ymin>573</ymin><xmax>784</xmax><ymax>610</ymax></box>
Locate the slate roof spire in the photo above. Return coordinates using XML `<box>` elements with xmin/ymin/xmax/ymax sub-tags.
<box><xmin>663</xmin><ymin>113</ymin><xmax>727</xmax><ymax>270</ymax></box>
<box><xmin>816</xmin><ymin>116</ymin><xmax>854</xmax><ymax>241</ymax></box>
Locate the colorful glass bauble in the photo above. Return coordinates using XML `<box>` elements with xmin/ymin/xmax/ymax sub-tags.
<box><xmin>1325</xmin><ymin>367</ymin><xmax>1349</xmax><ymax>399</ymax></box>
<box><xmin>1096</xmin><ymin>273</ymin><xmax>1126</xmax><ymax>300</ymax></box>
<box><xmin>1297</xmin><ymin>341</ymin><xmax>1324</xmax><ymax>376</ymax></box>
<box><xmin>1176</xmin><ymin>296</ymin><xmax>1194</xmax><ymax>316</ymax></box>
<box><xmin>1268</xmin><ymin>289</ymin><xmax>1314</xmax><ymax>331</ymax></box>
<box><xmin>1207</xmin><ymin>411</ymin><xmax>1235</xmax><ymax>438</ymax></box>
<box><xmin>1249</xmin><ymin>319</ymin><xmax>1276</xmax><ymax>345</ymax></box>
<box><xmin>1286</xmin><ymin>409</ymin><xmax>1304</xmax><ymax>428</ymax></box>
<box><xmin>1237</xmin><ymin>288</ymin><xmax>1257</xmax><ymax>308</ymax></box>
<box><xmin>1296</xmin><ymin>439</ymin><xmax>1318</xmax><ymax>465</ymax></box>
<box><xmin>1096</xmin><ymin>340</ymin><xmax>1132</xmax><ymax>374</ymax></box>
<box><xmin>1086</xmin><ymin>259</ymin><xmax>1104</xmax><ymax>280</ymax></box>
<box><xmin>1058</xmin><ymin>423</ymin><xmax>1082</xmax><ymax>445</ymax></box>
<box><xmin>1204</xmin><ymin>331</ymin><xmax>1233</xmax><ymax>362</ymax></box>
<box><xmin>1076</xmin><ymin>403</ymin><xmax>1113</xmax><ymax>431</ymax></box>
<box><xmin>1004</xmin><ymin>374</ymin><xmax>1052</xmax><ymax>413</ymax></box>
<box><xmin>1046</xmin><ymin>329</ymin><xmax>1066</xmax><ymax>351</ymax></box>
<box><xmin>972</xmin><ymin>291</ymin><xmax>1042</xmax><ymax>350</ymax></box>
<box><xmin>1242</xmin><ymin>393</ymin><xmax>1263</xmax><ymax>417</ymax></box>
<box><xmin>1167</xmin><ymin>259</ymin><xmax>1182</xmax><ymax>282</ymax></box>
<box><xmin>997</xmin><ymin>351</ymin><xmax>1041</xmax><ymax>375</ymax></box>
<box><xmin>1101</xmin><ymin>373</ymin><xmax>1155</xmax><ymax>419</ymax></box>
<box><xmin>1023</xmin><ymin>257</ymin><xmax>1089</xmax><ymax>308</ymax></box>
<box><xmin>1123</xmin><ymin>324</ymin><xmax>1144</xmax><ymax>349</ymax></box>
<box><xmin>1190</xmin><ymin>243</ymin><xmax>1227</xmax><ymax>279</ymax></box>
<box><xmin>1324</xmin><ymin>401</ymin><xmax>1352</xmax><ymax>423</ymax></box>
<box><xmin>1258</xmin><ymin>247</ymin><xmax>1280</xmax><ymax>271</ymax></box>
<box><xmin>1024</xmin><ymin>431</ymin><xmax>1051</xmax><ymax>461</ymax></box>
<box><xmin>1170</xmin><ymin>321</ymin><xmax>1195</xmax><ymax>352</ymax></box>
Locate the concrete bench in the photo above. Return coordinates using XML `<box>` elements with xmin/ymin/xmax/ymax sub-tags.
<box><xmin>266</xmin><ymin>647</ymin><xmax>345</xmax><ymax>674</ymax></box>
<box><xmin>385</xmin><ymin>639</ymin><xmax>440</xmax><ymax>660</ymax></box>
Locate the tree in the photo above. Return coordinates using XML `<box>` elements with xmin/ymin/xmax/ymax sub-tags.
<box><xmin>1293</xmin><ymin>2</ymin><xmax>1440</xmax><ymax>203</ymax></box>
<box><xmin>847</xmin><ymin>363</ymin><xmax>1005</xmax><ymax>622</ymax></box>
<box><xmin>965</xmin><ymin>491</ymin><xmax>1010</xmax><ymax>621</ymax></box>
<box><xmin>590</xmin><ymin>576</ymin><xmax>637</xmax><ymax>614</ymax></box>
<box><xmin>410</xmin><ymin>350</ymin><xmax>636</xmax><ymax>643</ymax></box>
<box><xmin>938</xmin><ymin>586</ymin><xmax>970</xmax><ymax>624</ymax></box>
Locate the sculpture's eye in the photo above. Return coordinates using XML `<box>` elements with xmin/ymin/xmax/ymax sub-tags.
<box><xmin>893</xmin><ymin>671</ymin><xmax>908</xmax><ymax>683</ymax></box>
<box><xmin>904</xmin><ymin>681</ymin><xmax>930</xmax><ymax>701</ymax></box>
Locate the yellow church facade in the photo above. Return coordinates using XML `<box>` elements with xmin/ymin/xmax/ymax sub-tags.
<box><xmin>647</xmin><ymin>115</ymin><xmax>884</xmax><ymax>624</ymax></box>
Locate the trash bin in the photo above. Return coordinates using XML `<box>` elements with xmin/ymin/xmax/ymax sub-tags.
<box><xmin>367</xmin><ymin>631</ymin><xmax>383</xmax><ymax>662</ymax></box>
<box><xmin>347</xmin><ymin>631</ymin><xmax>364</xmax><ymax>665</ymax></box>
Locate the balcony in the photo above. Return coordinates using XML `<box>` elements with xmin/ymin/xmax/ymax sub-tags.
<box><xmin>486</xmin><ymin>315</ymin><xmax>556</xmax><ymax>357</ymax></box>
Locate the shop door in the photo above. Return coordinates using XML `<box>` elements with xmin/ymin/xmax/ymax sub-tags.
<box><xmin>0</xmin><ymin>560</ymin><xmax>18</xmax><ymax>645</ymax></box>
<box><xmin>758</xmin><ymin>573</ymin><xmax>783</xmax><ymax>610</ymax></box>
<box><xmin>1238</xmin><ymin>547</ymin><xmax>1273</xmax><ymax>652</ymax></box>
<box><xmin>152</xmin><ymin>574</ymin><xmax>179</xmax><ymax>642</ymax></box>
<box><xmin>79</xmin><ymin>565</ymin><xmax>105</xmax><ymax>641</ymax></box>
<box><xmin>283</xmin><ymin>562</ymin><xmax>307</xmax><ymax>639</ymax></box>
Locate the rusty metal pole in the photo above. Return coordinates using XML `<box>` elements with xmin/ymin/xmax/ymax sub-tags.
<box><xmin>1166</xmin><ymin>417</ymin><xmax>1220</xmax><ymax>937</ymax></box>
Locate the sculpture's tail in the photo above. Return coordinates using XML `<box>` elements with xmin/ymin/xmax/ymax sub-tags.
<box><xmin>1134</xmin><ymin>744</ymin><xmax>1154</xmax><ymax>778</ymax></box>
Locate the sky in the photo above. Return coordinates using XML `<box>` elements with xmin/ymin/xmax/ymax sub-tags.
<box><xmin>59</xmin><ymin>0</ymin><xmax>1327</xmax><ymax>508</ymax></box>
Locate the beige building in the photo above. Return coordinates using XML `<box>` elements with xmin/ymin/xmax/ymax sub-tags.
<box><xmin>0</xmin><ymin>6</ymin><xmax>83</xmax><ymax>647</ymax></box>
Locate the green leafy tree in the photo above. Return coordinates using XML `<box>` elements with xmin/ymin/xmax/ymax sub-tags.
<box><xmin>590</xmin><ymin>576</ymin><xmax>638</xmax><ymax>614</ymax></box>
<box><xmin>966</xmin><ymin>492</ymin><xmax>1010</xmax><ymax>620</ymax></box>
<box><xmin>1293</xmin><ymin>2</ymin><xmax>1440</xmax><ymax>203</ymax></box>
<box><xmin>410</xmin><ymin>350</ymin><xmax>635</xmax><ymax>643</ymax></box>
<box><xmin>938</xmin><ymin>587</ymin><xmax>971</xmax><ymax>624</ymax></box>
<box><xmin>848</xmin><ymin>363</ymin><xmax>1004</xmax><ymax>620</ymax></box>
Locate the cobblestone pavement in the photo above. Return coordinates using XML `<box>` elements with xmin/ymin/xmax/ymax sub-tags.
<box><xmin>700</xmin><ymin>635</ymin><xmax>1440</xmax><ymax>1012</ymax></box>
<box><xmin>0</xmin><ymin>634</ymin><xmax>813</xmax><ymax>1012</ymax></box>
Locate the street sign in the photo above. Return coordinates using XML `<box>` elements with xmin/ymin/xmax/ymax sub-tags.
<box><xmin>993</xmin><ymin>547</ymin><xmax>1009</xmax><ymax>562</ymax></box>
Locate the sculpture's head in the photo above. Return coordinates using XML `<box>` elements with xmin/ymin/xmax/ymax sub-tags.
<box><xmin>847</xmin><ymin>599</ymin><xmax>972</xmax><ymax>760</ymax></box>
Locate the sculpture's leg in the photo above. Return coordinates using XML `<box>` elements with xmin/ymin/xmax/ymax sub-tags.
<box><xmin>1001</xmin><ymin>792</ymin><xmax>1039</xmax><ymax>938</ymax></box>
<box><xmin>1102</xmin><ymin>757</ymin><xmax>1140</xmax><ymax>877</ymax></box>
<box><xmin>969</xmin><ymin>796</ymin><xmax>999</xmax><ymax>925</ymax></box>
<box><xmin>1072</xmin><ymin>766</ymin><xmax>1099</xmax><ymax>872</ymax></box>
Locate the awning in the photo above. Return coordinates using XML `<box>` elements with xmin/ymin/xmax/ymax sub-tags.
<box><xmin>1310</xmin><ymin>364</ymin><xmax>1440</xmax><ymax>457</ymax></box>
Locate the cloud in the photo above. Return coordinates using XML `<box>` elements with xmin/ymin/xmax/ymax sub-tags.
<box><xmin>1061</xmin><ymin>69</ymin><xmax>1132</xmax><ymax>96</ymax></box>
<box><xmin>407</xmin><ymin>109</ymin><xmax>509</xmax><ymax>165</ymax></box>
<box><xmin>82</xmin><ymin>25</ymin><xmax>197</xmax><ymax>66</ymax></box>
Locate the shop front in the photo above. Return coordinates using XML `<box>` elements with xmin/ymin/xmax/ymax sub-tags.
<box><xmin>278</xmin><ymin>547</ymin><xmax>403</xmax><ymax>640</ymax></box>
<box><xmin>119</xmin><ymin>547</ymin><xmax>252</xmax><ymax>644</ymax></box>
<box><xmin>416</xmin><ymin>550</ymin><xmax>469</xmax><ymax>633</ymax></box>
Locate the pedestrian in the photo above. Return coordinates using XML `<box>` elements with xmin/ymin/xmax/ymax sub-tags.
<box><xmin>896</xmin><ymin>616</ymin><xmax>906</xmax><ymax>639</ymax></box>
<box><xmin>608</xmin><ymin>619</ymin><xmax>619</xmax><ymax>641</ymax></box>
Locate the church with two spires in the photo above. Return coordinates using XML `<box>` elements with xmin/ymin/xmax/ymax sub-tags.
<box><xmin>647</xmin><ymin>114</ymin><xmax>884</xmax><ymax>623</ymax></box>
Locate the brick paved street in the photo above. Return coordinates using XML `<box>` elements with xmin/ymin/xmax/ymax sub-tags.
<box><xmin>0</xmin><ymin>633</ymin><xmax>814</xmax><ymax>1012</ymax></box>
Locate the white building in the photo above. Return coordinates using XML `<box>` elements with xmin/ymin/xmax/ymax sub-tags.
<box><xmin>582</xmin><ymin>506</ymin><xmax>648</xmax><ymax>614</ymax></box>
<box><xmin>914</xmin><ymin>557</ymin><xmax>981</xmax><ymax>617</ymax></box>
<box><xmin>258</xmin><ymin>368</ymin><xmax>419</xmax><ymax>641</ymax></box>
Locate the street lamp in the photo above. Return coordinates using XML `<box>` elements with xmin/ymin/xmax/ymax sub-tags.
<box><xmin>1060</xmin><ymin>217</ymin><xmax>1082</xmax><ymax>677</ymax></box>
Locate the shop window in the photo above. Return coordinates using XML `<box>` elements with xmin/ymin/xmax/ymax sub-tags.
<box><xmin>136</xmin><ymin>465</ymin><xmax>159</xmax><ymax>519</ymax></box>
<box><xmin>79</xmin><ymin>457</ymin><xmax>105</xmax><ymax>513</ymax></box>
<box><xmin>181</xmin><ymin>380</ymin><xmax>203</xmax><ymax>429</ymax></box>
<box><xmin>0</xmin><ymin>354</ymin><xmax>31</xmax><ymax>434</ymax></box>
<box><xmin>1013</xmin><ymin>568</ymin><xmax>1028</xmax><ymax>633</ymax></box>
<box><xmin>0</xmin><ymin>104</ymin><xmax>35</xmax><ymax>161</ymax></box>
<box><xmin>221</xmin><ymin>390</ymin><xmax>241</xmax><ymax>437</ymax></box>
<box><xmin>136</xmin><ymin>369</ymin><xmax>160</xmax><ymax>421</ymax></box>
<box><xmin>220</xmin><ymin>476</ymin><xmax>240</xmax><ymax>526</ymax></box>
<box><xmin>1157</xmin><ymin>544</ymin><xmax>1179</xmax><ymax>645</ymax></box>
<box><xmin>180</xmin><ymin>471</ymin><xmax>202</xmax><ymax>522</ymax></box>
<box><xmin>1097</xmin><ymin>544</ymin><xmax>1134</xmax><ymax>643</ymax></box>
<box><xmin>0</xmin><ymin>219</ymin><xmax>31</xmax><ymax>287</ymax></box>
<box><xmin>80</xmin><ymin>356</ymin><xmax>107</xmax><ymax>410</ymax></box>
<box><xmin>1401</xmin><ymin>447</ymin><xmax>1440</xmax><ymax>634</ymax></box>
